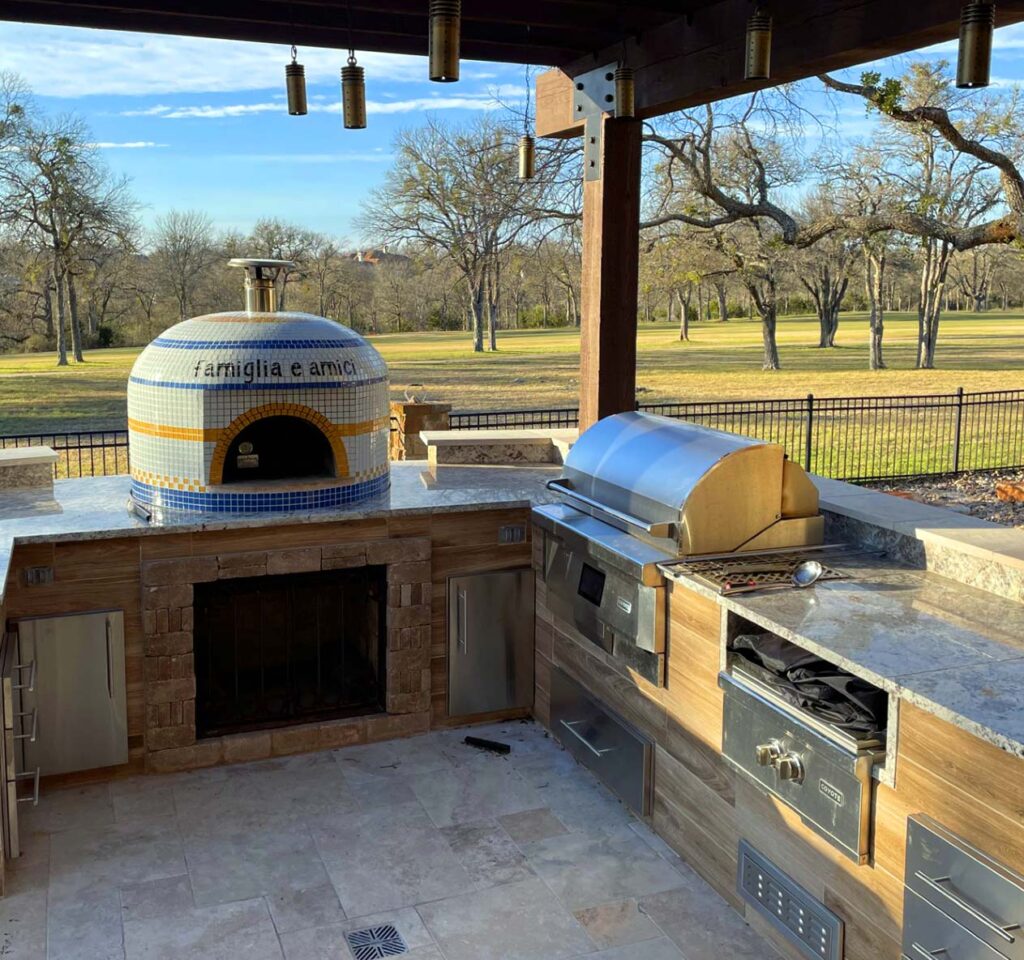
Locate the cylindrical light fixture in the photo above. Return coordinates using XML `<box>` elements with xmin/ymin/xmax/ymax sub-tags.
<box><xmin>614</xmin><ymin>65</ymin><xmax>635</xmax><ymax>118</ymax></box>
<box><xmin>518</xmin><ymin>134</ymin><xmax>536</xmax><ymax>180</ymax></box>
<box><xmin>957</xmin><ymin>1</ymin><xmax>996</xmax><ymax>88</ymax></box>
<box><xmin>745</xmin><ymin>9</ymin><xmax>773</xmax><ymax>81</ymax></box>
<box><xmin>285</xmin><ymin>46</ymin><xmax>308</xmax><ymax>116</ymax></box>
<box><xmin>342</xmin><ymin>51</ymin><xmax>366</xmax><ymax>129</ymax></box>
<box><xmin>429</xmin><ymin>0</ymin><xmax>461</xmax><ymax>82</ymax></box>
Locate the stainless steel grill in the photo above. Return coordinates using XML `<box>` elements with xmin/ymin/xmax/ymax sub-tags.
<box><xmin>534</xmin><ymin>412</ymin><xmax>825</xmax><ymax>685</ymax></box>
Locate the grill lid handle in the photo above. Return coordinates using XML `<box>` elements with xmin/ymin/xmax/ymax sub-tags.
<box><xmin>546</xmin><ymin>478</ymin><xmax>677</xmax><ymax>540</ymax></box>
<box><xmin>228</xmin><ymin>258</ymin><xmax>297</xmax><ymax>313</ymax></box>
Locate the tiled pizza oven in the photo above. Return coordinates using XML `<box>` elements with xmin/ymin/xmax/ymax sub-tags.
<box><xmin>127</xmin><ymin>258</ymin><xmax>390</xmax><ymax>515</ymax></box>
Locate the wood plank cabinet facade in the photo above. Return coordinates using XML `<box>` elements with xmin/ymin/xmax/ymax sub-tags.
<box><xmin>534</xmin><ymin>550</ymin><xmax>1024</xmax><ymax>960</ymax></box>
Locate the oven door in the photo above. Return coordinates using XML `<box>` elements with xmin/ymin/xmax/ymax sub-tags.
<box><xmin>543</xmin><ymin>534</ymin><xmax>665</xmax><ymax>686</ymax></box>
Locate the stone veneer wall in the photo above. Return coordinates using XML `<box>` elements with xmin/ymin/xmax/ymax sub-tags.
<box><xmin>140</xmin><ymin>538</ymin><xmax>432</xmax><ymax>773</ymax></box>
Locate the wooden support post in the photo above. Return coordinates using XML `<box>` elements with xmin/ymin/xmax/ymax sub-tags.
<box><xmin>579</xmin><ymin>116</ymin><xmax>642</xmax><ymax>431</ymax></box>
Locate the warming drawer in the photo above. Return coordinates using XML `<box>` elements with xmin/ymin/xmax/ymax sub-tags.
<box><xmin>903</xmin><ymin>889</ymin><xmax>1006</xmax><ymax>960</ymax></box>
<box><xmin>904</xmin><ymin>816</ymin><xmax>1024</xmax><ymax>960</ymax></box>
<box><xmin>720</xmin><ymin>672</ymin><xmax>884</xmax><ymax>864</ymax></box>
<box><xmin>549</xmin><ymin>668</ymin><xmax>652</xmax><ymax>816</ymax></box>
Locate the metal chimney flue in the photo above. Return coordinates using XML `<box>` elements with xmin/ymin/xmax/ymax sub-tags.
<box><xmin>228</xmin><ymin>258</ymin><xmax>296</xmax><ymax>313</ymax></box>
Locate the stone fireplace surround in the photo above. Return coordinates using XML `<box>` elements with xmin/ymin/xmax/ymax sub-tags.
<box><xmin>140</xmin><ymin>537</ymin><xmax>431</xmax><ymax>773</ymax></box>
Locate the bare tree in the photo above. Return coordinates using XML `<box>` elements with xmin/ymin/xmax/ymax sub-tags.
<box><xmin>151</xmin><ymin>211</ymin><xmax>217</xmax><ymax>323</ymax></box>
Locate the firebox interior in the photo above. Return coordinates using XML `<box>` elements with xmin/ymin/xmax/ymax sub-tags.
<box><xmin>193</xmin><ymin>567</ymin><xmax>387</xmax><ymax>737</ymax></box>
<box><xmin>222</xmin><ymin>415</ymin><xmax>335</xmax><ymax>483</ymax></box>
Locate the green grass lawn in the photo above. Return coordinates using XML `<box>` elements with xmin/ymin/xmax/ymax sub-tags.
<box><xmin>1</xmin><ymin>311</ymin><xmax>1023</xmax><ymax>435</ymax></box>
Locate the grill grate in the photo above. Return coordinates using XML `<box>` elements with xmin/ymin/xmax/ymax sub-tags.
<box><xmin>738</xmin><ymin>841</ymin><xmax>843</xmax><ymax>960</ymax></box>
<box><xmin>672</xmin><ymin>553</ymin><xmax>845</xmax><ymax>595</ymax></box>
<box><xmin>345</xmin><ymin>924</ymin><xmax>408</xmax><ymax>960</ymax></box>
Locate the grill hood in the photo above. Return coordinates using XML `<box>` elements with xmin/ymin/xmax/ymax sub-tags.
<box><xmin>550</xmin><ymin>412</ymin><xmax>822</xmax><ymax>556</ymax></box>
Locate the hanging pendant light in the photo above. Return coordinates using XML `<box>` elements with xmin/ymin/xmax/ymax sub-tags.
<box><xmin>518</xmin><ymin>134</ymin><xmax>536</xmax><ymax>180</ymax></box>
<box><xmin>614</xmin><ymin>65</ymin><xmax>635</xmax><ymax>118</ymax></box>
<box><xmin>957</xmin><ymin>1</ymin><xmax>996</xmax><ymax>88</ymax></box>
<box><xmin>341</xmin><ymin>50</ymin><xmax>367</xmax><ymax>129</ymax></box>
<box><xmin>744</xmin><ymin>8</ymin><xmax>773</xmax><ymax>81</ymax></box>
<box><xmin>429</xmin><ymin>0</ymin><xmax>461</xmax><ymax>82</ymax></box>
<box><xmin>285</xmin><ymin>45</ymin><xmax>308</xmax><ymax>115</ymax></box>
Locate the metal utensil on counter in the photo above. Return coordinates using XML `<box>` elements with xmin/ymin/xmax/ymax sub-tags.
<box><xmin>792</xmin><ymin>559</ymin><xmax>824</xmax><ymax>588</ymax></box>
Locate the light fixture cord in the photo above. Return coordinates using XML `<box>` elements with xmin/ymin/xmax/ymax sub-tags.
<box><xmin>291</xmin><ymin>44</ymin><xmax>298</xmax><ymax>63</ymax></box>
<box><xmin>523</xmin><ymin>64</ymin><xmax>531</xmax><ymax>134</ymax></box>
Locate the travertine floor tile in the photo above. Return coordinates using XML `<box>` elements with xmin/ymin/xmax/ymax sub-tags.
<box><xmin>22</xmin><ymin>783</ymin><xmax>113</xmax><ymax>835</ymax></box>
<box><xmin>266</xmin><ymin>881</ymin><xmax>346</xmax><ymax>935</ymax></box>
<box><xmin>409</xmin><ymin>759</ymin><xmax>543</xmax><ymax>828</ymax></box>
<box><xmin>122</xmin><ymin>896</ymin><xmax>283</xmax><ymax>960</ymax></box>
<box><xmin>522</xmin><ymin>830</ymin><xmax>684</xmax><ymax>912</ymax></box>
<box><xmin>639</xmin><ymin>866</ymin><xmax>780</xmax><ymax>960</ymax></box>
<box><xmin>416</xmin><ymin>877</ymin><xmax>594</xmax><ymax>960</ymax></box>
<box><xmin>498</xmin><ymin>807</ymin><xmax>569</xmax><ymax>845</ymax></box>
<box><xmin>573</xmin><ymin>898</ymin><xmax>661</xmax><ymax>949</ymax></box>
<box><xmin>279</xmin><ymin>905</ymin><xmax>435</xmax><ymax>960</ymax></box>
<box><xmin>312</xmin><ymin>801</ymin><xmax>475</xmax><ymax>917</ymax></box>
<box><xmin>583</xmin><ymin>936</ymin><xmax>687</xmax><ymax>960</ymax></box>
<box><xmin>441</xmin><ymin>819</ymin><xmax>534</xmax><ymax>886</ymax></box>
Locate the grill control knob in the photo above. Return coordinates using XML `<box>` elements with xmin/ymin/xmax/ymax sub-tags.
<box><xmin>775</xmin><ymin>753</ymin><xmax>805</xmax><ymax>782</ymax></box>
<box><xmin>755</xmin><ymin>740</ymin><xmax>783</xmax><ymax>767</ymax></box>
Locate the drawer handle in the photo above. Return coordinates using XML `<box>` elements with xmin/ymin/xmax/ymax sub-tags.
<box><xmin>14</xmin><ymin>708</ymin><xmax>37</xmax><ymax>743</ymax></box>
<box><xmin>15</xmin><ymin>768</ymin><xmax>40</xmax><ymax>806</ymax></box>
<box><xmin>914</xmin><ymin>871</ymin><xmax>1020</xmax><ymax>944</ymax></box>
<box><xmin>909</xmin><ymin>944</ymin><xmax>948</xmax><ymax>959</ymax></box>
<box><xmin>12</xmin><ymin>660</ymin><xmax>35</xmax><ymax>693</ymax></box>
<box><xmin>560</xmin><ymin>720</ymin><xmax>616</xmax><ymax>758</ymax></box>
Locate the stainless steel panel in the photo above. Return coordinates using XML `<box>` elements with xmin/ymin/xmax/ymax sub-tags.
<box><xmin>906</xmin><ymin>816</ymin><xmax>1024</xmax><ymax>959</ymax></box>
<box><xmin>19</xmin><ymin>611</ymin><xmax>129</xmax><ymax>776</ymax></box>
<box><xmin>720</xmin><ymin>672</ymin><xmax>881</xmax><ymax>864</ymax></box>
<box><xmin>904</xmin><ymin>888</ymin><xmax>1006</xmax><ymax>960</ymax></box>
<box><xmin>447</xmin><ymin>568</ymin><xmax>534</xmax><ymax>718</ymax></box>
<box><xmin>563</xmin><ymin>411</ymin><xmax>766</xmax><ymax>528</ymax></box>
<box><xmin>541</xmin><ymin>526</ymin><xmax>666</xmax><ymax>687</ymax></box>
<box><xmin>549</xmin><ymin>668</ymin><xmax>652</xmax><ymax>816</ymax></box>
<box><xmin>738</xmin><ymin>840</ymin><xmax>844</xmax><ymax>960</ymax></box>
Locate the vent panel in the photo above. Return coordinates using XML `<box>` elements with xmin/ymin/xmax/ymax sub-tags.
<box><xmin>344</xmin><ymin>923</ymin><xmax>408</xmax><ymax>960</ymax></box>
<box><xmin>738</xmin><ymin>840</ymin><xmax>844</xmax><ymax>960</ymax></box>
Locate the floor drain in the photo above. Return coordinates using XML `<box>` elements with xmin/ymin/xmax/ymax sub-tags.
<box><xmin>345</xmin><ymin>923</ymin><xmax>408</xmax><ymax>960</ymax></box>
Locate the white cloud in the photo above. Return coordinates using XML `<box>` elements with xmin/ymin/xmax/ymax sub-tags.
<box><xmin>2</xmin><ymin>22</ymin><xmax>514</xmax><ymax>98</ymax></box>
<box><xmin>220</xmin><ymin>152</ymin><xmax>394</xmax><ymax>163</ymax></box>
<box><xmin>90</xmin><ymin>140</ymin><xmax>167</xmax><ymax>148</ymax></box>
<box><xmin>923</xmin><ymin>22</ymin><xmax>1024</xmax><ymax>55</ymax></box>
<box><xmin>122</xmin><ymin>89</ymin><xmax>522</xmax><ymax>119</ymax></box>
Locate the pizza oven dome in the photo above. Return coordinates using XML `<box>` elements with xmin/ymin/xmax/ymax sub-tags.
<box><xmin>127</xmin><ymin>258</ymin><xmax>390</xmax><ymax>515</ymax></box>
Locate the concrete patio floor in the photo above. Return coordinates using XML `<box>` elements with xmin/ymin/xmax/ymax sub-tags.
<box><xmin>0</xmin><ymin>720</ymin><xmax>777</xmax><ymax>960</ymax></box>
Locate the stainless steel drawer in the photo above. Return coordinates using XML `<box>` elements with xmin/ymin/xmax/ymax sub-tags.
<box><xmin>720</xmin><ymin>672</ymin><xmax>881</xmax><ymax>864</ymax></box>
<box><xmin>904</xmin><ymin>888</ymin><xmax>1006</xmax><ymax>960</ymax></box>
<box><xmin>549</xmin><ymin>668</ymin><xmax>652</xmax><ymax>816</ymax></box>
<box><xmin>906</xmin><ymin>816</ymin><xmax>1024</xmax><ymax>960</ymax></box>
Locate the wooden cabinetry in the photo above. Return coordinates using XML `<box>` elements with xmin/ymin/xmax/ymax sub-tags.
<box><xmin>533</xmin><ymin>558</ymin><xmax>1024</xmax><ymax>960</ymax></box>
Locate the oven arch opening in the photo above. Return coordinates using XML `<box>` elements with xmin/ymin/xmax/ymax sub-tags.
<box><xmin>209</xmin><ymin>403</ymin><xmax>350</xmax><ymax>485</ymax></box>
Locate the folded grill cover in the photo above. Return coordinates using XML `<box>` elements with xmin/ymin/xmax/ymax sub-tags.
<box><xmin>732</xmin><ymin>634</ymin><xmax>886</xmax><ymax>736</ymax></box>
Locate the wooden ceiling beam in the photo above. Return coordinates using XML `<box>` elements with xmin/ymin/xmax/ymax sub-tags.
<box><xmin>539</xmin><ymin>0</ymin><xmax>1024</xmax><ymax>134</ymax></box>
<box><xmin>2</xmin><ymin>0</ymin><xmax>597</xmax><ymax>63</ymax></box>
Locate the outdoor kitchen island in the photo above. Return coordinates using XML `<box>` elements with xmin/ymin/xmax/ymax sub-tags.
<box><xmin>533</xmin><ymin>530</ymin><xmax>1024</xmax><ymax>960</ymax></box>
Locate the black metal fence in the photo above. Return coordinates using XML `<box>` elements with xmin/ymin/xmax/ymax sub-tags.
<box><xmin>4</xmin><ymin>388</ymin><xmax>1023</xmax><ymax>483</ymax></box>
<box><xmin>450</xmin><ymin>388</ymin><xmax>1024</xmax><ymax>482</ymax></box>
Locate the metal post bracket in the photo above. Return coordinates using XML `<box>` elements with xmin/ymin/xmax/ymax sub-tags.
<box><xmin>572</xmin><ymin>63</ymin><xmax>618</xmax><ymax>181</ymax></box>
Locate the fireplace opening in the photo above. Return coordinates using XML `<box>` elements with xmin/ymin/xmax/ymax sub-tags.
<box><xmin>222</xmin><ymin>415</ymin><xmax>335</xmax><ymax>483</ymax></box>
<box><xmin>193</xmin><ymin>567</ymin><xmax>386</xmax><ymax>738</ymax></box>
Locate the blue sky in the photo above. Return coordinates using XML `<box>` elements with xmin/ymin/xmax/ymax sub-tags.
<box><xmin>4</xmin><ymin>20</ymin><xmax>1023</xmax><ymax>242</ymax></box>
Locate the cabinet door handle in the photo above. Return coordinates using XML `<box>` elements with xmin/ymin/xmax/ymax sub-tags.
<box><xmin>914</xmin><ymin>871</ymin><xmax>1020</xmax><ymax>943</ymax></box>
<box><xmin>12</xmin><ymin>660</ymin><xmax>35</xmax><ymax>693</ymax></box>
<box><xmin>909</xmin><ymin>944</ymin><xmax>948</xmax><ymax>959</ymax></box>
<box><xmin>14</xmin><ymin>708</ymin><xmax>37</xmax><ymax>743</ymax></box>
<box><xmin>15</xmin><ymin>768</ymin><xmax>40</xmax><ymax>806</ymax></box>
<box><xmin>560</xmin><ymin>720</ymin><xmax>616</xmax><ymax>758</ymax></box>
<box><xmin>105</xmin><ymin>618</ymin><xmax>113</xmax><ymax>699</ymax></box>
<box><xmin>456</xmin><ymin>590</ymin><xmax>468</xmax><ymax>654</ymax></box>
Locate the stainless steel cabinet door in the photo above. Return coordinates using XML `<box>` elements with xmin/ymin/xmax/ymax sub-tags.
<box><xmin>448</xmin><ymin>568</ymin><xmax>534</xmax><ymax>717</ymax></box>
<box><xmin>19</xmin><ymin>611</ymin><xmax>128</xmax><ymax>776</ymax></box>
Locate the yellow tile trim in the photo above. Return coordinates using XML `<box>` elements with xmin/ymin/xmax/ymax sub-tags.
<box><xmin>128</xmin><ymin>419</ymin><xmax>221</xmax><ymax>442</ymax></box>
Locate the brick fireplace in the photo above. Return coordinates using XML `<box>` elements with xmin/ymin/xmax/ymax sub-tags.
<box><xmin>140</xmin><ymin>538</ymin><xmax>431</xmax><ymax>772</ymax></box>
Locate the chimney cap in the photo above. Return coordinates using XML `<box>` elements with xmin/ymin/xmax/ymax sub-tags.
<box><xmin>228</xmin><ymin>258</ymin><xmax>296</xmax><ymax>277</ymax></box>
<box><xmin>228</xmin><ymin>258</ymin><xmax>297</xmax><ymax>313</ymax></box>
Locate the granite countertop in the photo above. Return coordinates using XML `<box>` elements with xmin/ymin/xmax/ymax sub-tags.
<box><xmin>0</xmin><ymin>462</ymin><xmax>562</xmax><ymax>603</ymax></box>
<box><xmin>663</xmin><ymin>550</ymin><xmax>1024</xmax><ymax>759</ymax></box>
